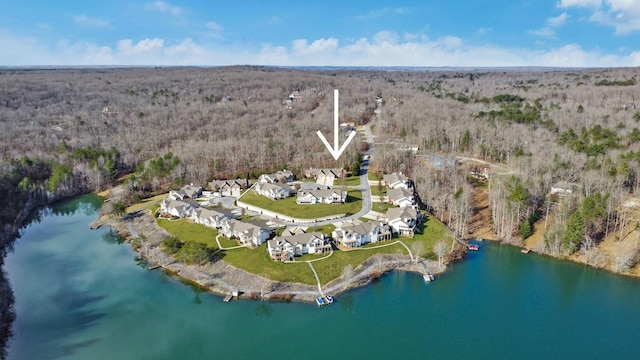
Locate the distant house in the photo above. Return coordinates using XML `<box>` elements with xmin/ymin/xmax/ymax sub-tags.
<box><xmin>255</xmin><ymin>182</ymin><xmax>293</xmax><ymax>200</ymax></box>
<box><xmin>385</xmin><ymin>207</ymin><xmax>421</xmax><ymax>237</ymax></box>
<box><xmin>259</xmin><ymin>170</ymin><xmax>295</xmax><ymax>184</ymax></box>
<box><xmin>387</xmin><ymin>188</ymin><xmax>416</xmax><ymax>208</ymax></box>
<box><xmin>550</xmin><ymin>181</ymin><xmax>578</xmax><ymax>196</ymax></box>
<box><xmin>267</xmin><ymin>231</ymin><xmax>330</xmax><ymax>261</ymax></box>
<box><xmin>208</xmin><ymin>179</ymin><xmax>248</xmax><ymax>197</ymax></box>
<box><xmin>332</xmin><ymin>220</ymin><xmax>392</xmax><ymax>248</ymax></box>
<box><xmin>296</xmin><ymin>189</ymin><xmax>346</xmax><ymax>204</ymax></box>
<box><xmin>340</xmin><ymin>122</ymin><xmax>356</xmax><ymax>133</ymax></box>
<box><xmin>221</xmin><ymin>219</ymin><xmax>271</xmax><ymax>246</ymax></box>
<box><xmin>304</xmin><ymin>168</ymin><xmax>343</xmax><ymax>186</ymax></box>
<box><xmin>169</xmin><ymin>184</ymin><xmax>203</xmax><ymax>200</ymax></box>
<box><xmin>160</xmin><ymin>198</ymin><xmax>199</xmax><ymax>218</ymax></box>
<box><xmin>102</xmin><ymin>106</ymin><xmax>117</xmax><ymax>118</ymax></box>
<box><xmin>383</xmin><ymin>172</ymin><xmax>413</xmax><ymax>190</ymax></box>
<box><xmin>190</xmin><ymin>208</ymin><xmax>235</xmax><ymax>229</ymax></box>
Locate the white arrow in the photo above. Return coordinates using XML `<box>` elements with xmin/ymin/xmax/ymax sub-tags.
<box><xmin>317</xmin><ymin>89</ymin><xmax>357</xmax><ymax>161</ymax></box>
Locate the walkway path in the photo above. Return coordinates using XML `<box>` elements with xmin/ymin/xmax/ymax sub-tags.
<box><xmin>307</xmin><ymin>261</ymin><xmax>324</xmax><ymax>296</ymax></box>
<box><xmin>396</xmin><ymin>240</ymin><xmax>414</xmax><ymax>263</ymax></box>
<box><xmin>215</xmin><ymin>234</ymin><xmax>246</xmax><ymax>250</ymax></box>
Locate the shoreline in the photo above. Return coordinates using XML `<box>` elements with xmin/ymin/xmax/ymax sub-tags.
<box><xmin>102</xmin><ymin>209</ymin><xmax>449</xmax><ymax>304</ymax></box>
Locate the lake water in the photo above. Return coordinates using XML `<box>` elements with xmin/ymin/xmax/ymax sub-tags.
<box><xmin>5</xmin><ymin>195</ymin><xmax>640</xmax><ymax>359</ymax></box>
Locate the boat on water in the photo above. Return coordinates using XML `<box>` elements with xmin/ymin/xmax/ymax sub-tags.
<box><xmin>423</xmin><ymin>274</ymin><xmax>434</xmax><ymax>282</ymax></box>
<box><xmin>317</xmin><ymin>295</ymin><xmax>334</xmax><ymax>306</ymax></box>
<box><xmin>468</xmin><ymin>244</ymin><xmax>479</xmax><ymax>251</ymax></box>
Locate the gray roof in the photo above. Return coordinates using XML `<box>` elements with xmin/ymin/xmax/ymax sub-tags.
<box><xmin>386</xmin><ymin>206</ymin><xmax>417</xmax><ymax>221</ymax></box>
<box><xmin>387</xmin><ymin>187</ymin><xmax>414</xmax><ymax>202</ymax></box>
<box><xmin>383</xmin><ymin>172</ymin><xmax>409</xmax><ymax>185</ymax></box>
<box><xmin>277</xmin><ymin>232</ymin><xmax>325</xmax><ymax>246</ymax></box>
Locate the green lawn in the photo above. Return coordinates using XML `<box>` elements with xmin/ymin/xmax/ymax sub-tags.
<box><xmin>157</xmin><ymin>219</ymin><xmax>219</xmax><ymax>249</ymax></box>
<box><xmin>239</xmin><ymin>190</ymin><xmax>363</xmax><ymax>219</ymax></box>
<box><xmin>370</xmin><ymin>184</ymin><xmax>387</xmax><ymax>196</ymax></box>
<box><xmin>410</xmin><ymin>215</ymin><xmax>454</xmax><ymax>258</ymax></box>
<box><xmin>311</xmin><ymin>242</ymin><xmax>407</xmax><ymax>284</ymax></box>
<box><xmin>222</xmin><ymin>244</ymin><xmax>317</xmax><ymax>284</ymax></box>
<box><xmin>306</xmin><ymin>224</ymin><xmax>336</xmax><ymax>236</ymax></box>
<box><xmin>343</xmin><ymin>176</ymin><xmax>361</xmax><ymax>186</ymax></box>
<box><xmin>371</xmin><ymin>202</ymin><xmax>393</xmax><ymax>213</ymax></box>
<box><xmin>126</xmin><ymin>193</ymin><xmax>166</xmax><ymax>213</ymax></box>
<box><xmin>368</xmin><ymin>168</ymin><xmax>382</xmax><ymax>181</ymax></box>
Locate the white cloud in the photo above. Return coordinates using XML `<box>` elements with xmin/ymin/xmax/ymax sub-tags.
<box><xmin>204</xmin><ymin>21</ymin><xmax>224</xmax><ymax>39</ymax></box>
<box><xmin>548</xmin><ymin>12</ymin><xmax>570</xmax><ymax>27</ymax></box>
<box><xmin>1</xmin><ymin>29</ymin><xmax>640</xmax><ymax>68</ymax></box>
<box><xmin>117</xmin><ymin>38</ymin><xmax>164</xmax><ymax>57</ymax></box>
<box><xmin>145</xmin><ymin>1</ymin><xmax>183</xmax><ymax>16</ymax></box>
<box><xmin>73</xmin><ymin>14</ymin><xmax>110</xmax><ymax>28</ymax></box>
<box><xmin>557</xmin><ymin>0</ymin><xmax>601</xmax><ymax>8</ymax></box>
<box><xmin>530</xmin><ymin>12</ymin><xmax>569</xmax><ymax>37</ymax></box>
<box><xmin>559</xmin><ymin>0</ymin><xmax>640</xmax><ymax>34</ymax></box>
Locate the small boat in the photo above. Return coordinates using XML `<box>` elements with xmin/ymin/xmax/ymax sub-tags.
<box><xmin>521</xmin><ymin>248</ymin><xmax>531</xmax><ymax>254</ymax></box>
<box><xmin>468</xmin><ymin>244</ymin><xmax>479</xmax><ymax>251</ymax></box>
<box><xmin>316</xmin><ymin>297</ymin><xmax>325</xmax><ymax>306</ymax></box>
<box><xmin>324</xmin><ymin>295</ymin><xmax>334</xmax><ymax>304</ymax></box>
<box><xmin>423</xmin><ymin>274</ymin><xmax>434</xmax><ymax>282</ymax></box>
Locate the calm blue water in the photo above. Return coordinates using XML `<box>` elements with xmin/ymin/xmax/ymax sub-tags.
<box><xmin>5</xmin><ymin>195</ymin><xmax>640</xmax><ymax>359</ymax></box>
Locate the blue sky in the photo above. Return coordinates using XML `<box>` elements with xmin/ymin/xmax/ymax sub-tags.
<box><xmin>1</xmin><ymin>0</ymin><xmax>640</xmax><ymax>67</ymax></box>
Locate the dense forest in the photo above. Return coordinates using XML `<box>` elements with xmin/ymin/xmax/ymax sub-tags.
<box><xmin>2</xmin><ymin>66</ymin><xmax>640</xmax><ymax>357</ymax></box>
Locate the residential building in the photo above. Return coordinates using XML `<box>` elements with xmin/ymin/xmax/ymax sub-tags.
<box><xmin>259</xmin><ymin>170</ymin><xmax>295</xmax><ymax>184</ymax></box>
<box><xmin>190</xmin><ymin>208</ymin><xmax>235</xmax><ymax>229</ymax></box>
<box><xmin>550</xmin><ymin>181</ymin><xmax>578</xmax><ymax>196</ymax></box>
<box><xmin>387</xmin><ymin>187</ymin><xmax>416</xmax><ymax>208</ymax></box>
<box><xmin>383</xmin><ymin>172</ymin><xmax>413</xmax><ymax>190</ymax></box>
<box><xmin>332</xmin><ymin>220</ymin><xmax>392</xmax><ymax>248</ymax></box>
<box><xmin>255</xmin><ymin>182</ymin><xmax>293</xmax><ymax>200</ymax></box>
<box><xmin>267</xmin><ymin>231</ymin><xmax>330</xmax><ymax>261</ymax></box>
<box><xmin>208</xmin><ymin>179</ymin><xmax>249</xmax><ymax>197</ymax></box>
<box><xmin>296</xmin><ymin>189</ymin><xmax>346</xmax><ymax>204</ymax></box>
<box><xmin>220</xmin><ymin>219</ymin><xmax>271</xmax><ymax>246</ymax></box>
<box><xmin>160</xmin><ymin>198</ymin><xmax>199</xmax><ymax>218</ymax></box>
<box><xmin>385</xmin><ymin>207</ymin><xmax>421</xmax><ymax>237</ymax></box>
<box><xmin>169</xmin><ymin>184</ymin><xmax>203</xmax><ymax>200</ymax></box>
<box><xmin>304</xmin><ymin>168</ymin><xmax>343</xmax><ymax>186</ymax></box>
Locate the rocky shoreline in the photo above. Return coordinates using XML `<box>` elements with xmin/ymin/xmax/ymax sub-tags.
<box><xmin>102</xmin><ymin>209</ymin><xmax>448</xmax><ymax>304</ymax></box>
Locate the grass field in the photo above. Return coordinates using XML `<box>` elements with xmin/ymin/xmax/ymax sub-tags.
<box><xmin>126</xmin><ymin>193</ymin><xmax>166</xmax><ymax>213</ymax></box>
<box><xmin>371</xmin><ymin>202</ymin><xmax>393</xmax><ymax>213</ymax></box>
<box><xmin>157</xmin><ymin>218</ymin><xmax>219</xmax><ymax>249</ymax></box>
<box><xmin>239</xmin><ymin>190</ymin><xmax>363</xmax><ymax>219</ymax></box>
<box><xmin>343</xmin><ymin>176</ymin><xmax>361</xmax><ymax>186</ymax></box>
<box><xmin>370</xmin><ymin>184</ymin><xmax>387</xmax><ymax>196</ymax></box>
<box><xmin>222</xmin><ymin>244</ymin><xmax>317</xmax><ymax>284</ymax></box>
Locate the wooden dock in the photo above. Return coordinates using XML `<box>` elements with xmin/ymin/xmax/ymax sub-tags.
<box><xmin>223</xmin><ymin>295</ymin><xmax>233</xmax><ymax>302</ymax></box>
